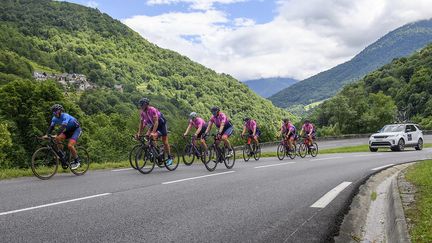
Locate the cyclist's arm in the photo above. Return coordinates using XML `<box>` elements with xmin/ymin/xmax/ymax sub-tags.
<box><xmin>205</xmin><ymin>121</ymin><xmax>213</xmax><ymax>134</ymax></box>
<box><xmin>195</xmin><ymin>125</ymin><xmax>203</xmax><ymax>136</ymax></box>
<box><xmin>184</xmin><ymin>124</ymin><xmax>192</xmax><ymax>136</ymax></box>
<box><xmin>137</xmin><ymin>119</ymin><xmax>144</xmax><ymax>136</ymax></box>
<box><xmin>241</xmin><ymin>126</ymin><xmax>246</xmax><ymax>136</ymax></box>
<box><xmin>252</xmin><ymin>126</ymin><xmax>256</xmax><ymax>137</ymax></box>
<box><xmin>219</xmin><ymin>122</ymin><xmax>224</xmax><ymax>134</ymax></box>
<box><xmin>299</xmin><ymin>129</ymin><xmax>304</xmax><ymax>136</ymax></box>
<box><xmin>46</xmin><ymin>122</ymin><xmax>55</xmax><ymax>135</ymax></box>
<box><xmin>151</xmin><ymin>115</ymin><xmax>158</xmax><ymax>134</ymax></box>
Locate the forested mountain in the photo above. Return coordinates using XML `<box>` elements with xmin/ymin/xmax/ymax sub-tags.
<box><xmin>0</xmin><ymin>0</ymin><xmax>292</xmax><ymax>168</ymax></box>
<box><xmin>244</xmin><ymin>77</ymin><xmax>297</xmax><ymax>98</ymax></box>
<box><xmin>269</xmin><ymin>19</ymin><xmax>432</xmax><ymax>108</ymax></box>
<box><xmin>310</xmin><ymin>43</ymin><xmax>432</xmax><ymax>136</ymax></box>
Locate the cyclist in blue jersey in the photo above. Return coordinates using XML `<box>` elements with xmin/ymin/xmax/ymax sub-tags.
<box><xmin>43</xmin><ymin>104</ymin><xmax>82</xmax><ymax>169</ymax></box>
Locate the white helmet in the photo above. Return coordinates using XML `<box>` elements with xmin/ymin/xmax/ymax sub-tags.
<box><xmin>189</xmin><ymin>112</ymin><xmax>198</xmax><ymax>119</ymax></box>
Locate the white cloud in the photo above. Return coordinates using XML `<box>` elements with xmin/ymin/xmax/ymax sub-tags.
<box><xmin>124</xmin><ymin>0</ymin><xmax>432</xmax><ymax>81</ymax></box>
<box><xmin>147</xmin><ymin>0</ymin><xmax>247</xmax><ymax>10</ymax></box>
<box><xmin>86</xmin><ymin>1</ymin><xmax>98</xmax><ymax>8</ymax></box>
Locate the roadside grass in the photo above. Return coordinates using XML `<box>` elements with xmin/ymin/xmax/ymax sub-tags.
<box><xmin>370</xmin><ymin>191</ymin><xmax>377</xmax><ymax>201</ymax></box>
<box><xmin>405</xmin><ymin>160</ymin><xmax>432</xmax><ymax>243</ymax></box>
<box><xmin>1</xmin><ymin>143</ymin><xmax>431</xmax><ymax>180</ymax></box>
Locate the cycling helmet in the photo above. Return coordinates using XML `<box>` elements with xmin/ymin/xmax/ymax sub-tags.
<box><xmin>210</xmin><ymin>106</ymin><xmax>220</xmax><ymax>115</ymax></box>
<box><xmin>304</xmin><ymin>119</ymin><xmax>310</xmax><ymax>124</ymax></box>
<box><xmin>139</xmin><ymin>97</ymin><xmax>150</xmax><ymax>107</ymax></box>
<box><xmin>243</xmin><ymin>117</ymin><xmax>251</xmax><ymax>122</ymax></box>
<box><xmin>51</xmin><ymin>104</ymin><xmax>64</xmax><ymax>112</ymax></box>
<box><xmin>189</xmin><ymin>112</ymin><xmax>198</xmax><ymax>119</ymax></box>
<box><xmin>283</xmin><ymin>118</ymin><xmax>290</xmax><ymax>123</ymax></box>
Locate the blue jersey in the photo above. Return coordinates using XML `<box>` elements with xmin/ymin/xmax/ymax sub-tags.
<box><xmin>50</xmin><ymin>113</ymin><xmax>80</xmax><ymax>131</ymax></box>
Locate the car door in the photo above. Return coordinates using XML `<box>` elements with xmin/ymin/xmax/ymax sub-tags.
<box><xmin>405</xmin><ymin>125</ymin><xmax>415</xmax><ymax>145</ymax></box>
<box><xmin>410</xmin><ymin>125</ymin><xmax>419</xmax><ymax>144</ymax></box>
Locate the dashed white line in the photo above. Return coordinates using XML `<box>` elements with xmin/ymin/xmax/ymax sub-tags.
<box><xmin>254</xmin><ymin>162</ymin><xmax>296</xmax><ymax>169</ymax></box>
<box><xmin>309</xmin><ymin>157</ymin><xmax>344</xmax><ymax>162</ymax></box>
<box><xmin>112</xmin><ymin>168</ymin><xmax>134</xmax><ymax>172</ymax></box>
<box><xmin>371</xmin><ymin>164</ymin><xmax>395</xmax><ymax>171</ymax></box>
<box><xmin>310</xmin><ymin>182</ymin><xmax>352</xmax><ymax>208</ymax></box>
<box><xmin>0</xmin><ymin>193</ymin><xmax>112</xmax><ymax>216</ymax></box>
<box><xmin>353</xmin><ymin>154</ymin><xmax>372</xmax><ymax>157</ymax></box>
<box><xmin>162</xmin><ymin>171</ymin><xmax>235</xmax><ymax>185</ymax></box>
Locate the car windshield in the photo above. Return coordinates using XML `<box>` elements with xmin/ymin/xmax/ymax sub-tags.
<box><xmin>380</xmin><ymin>125</ymin><xmax>405</xmax><ymax>133</ymax></box>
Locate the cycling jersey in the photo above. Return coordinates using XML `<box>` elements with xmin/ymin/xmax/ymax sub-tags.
<box><xmin>189</xmin><ymin>117</ymin><xmax>207</xmax><ymax>129</ymax></box>
<box><xmin>210</xmin><ymin>112</ymin><xmax>232</xmax><ymax>128</ymax></box>
<box><xmin>282</xmin><ymin>122</ymin><xmax>296</xmax><ymax>134</ymax></box>
<box><xmin>50</xmin><ymin>113</ymin><xmax>80</xmax><ymax>131</ymax></box>
<box><xmin>141</xmin><ymin>106</ymin><xmax>168</xmax><ymax>136</ymax></box>
<box><xmin>302</xmin><ymin>123</ymin><xmax>315</xmax><ymax>134</ymax></box>
<box><xmin>245</xmin><ymin>120</ymin><xmax>261</xmax><ymax>136</ymax></box>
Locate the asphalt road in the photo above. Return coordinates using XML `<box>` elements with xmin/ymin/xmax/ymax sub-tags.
<box><xmin>0</xmin><ymin>146</ymin><xmax>431</xmax><ymax>242</ymax></box>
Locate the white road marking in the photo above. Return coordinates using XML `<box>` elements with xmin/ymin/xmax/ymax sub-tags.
<box><xmin>254</xmin><ymin>162</ymin><xmax>296</xmax><ymax>169</ymax></box>
<box><xmin>162</xmin><ymin>171</ymin><xmax>235</xmax><ymax>185</ymax></box>
<box><xmin>0</xmin><ymin>193</ymin><xmax>112</xmax><ymax>216</ymax></box>
<box><xmin>112</xmin><ymin>168</ymin><xmax>134</xmax><ymax>172</ymax></box>
<box><xmin>353</xmin><ymin>154</ymin><xmax>372</xmax><ymax>157</ymax></box>
<box><xmin>309</xmin><ymin>157</ymin><xmax>344</xmax><ymax>162</ymax></box>
<box><xmin>310</xmin><ymin>182</ymin><xmax>352</xmax><ymax>208</ymax></box>
<box><xmin>371</xmin><ymin>164</ymin><xmax>395</xmax><ymax>171</ymax></box>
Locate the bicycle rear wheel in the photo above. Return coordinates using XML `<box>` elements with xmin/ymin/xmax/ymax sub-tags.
<box><xmin>31</xmin><ymin>147</ymin><xmax>59</xmax><ymax>180</ymax></box>
<box><xmin>310</xmin><ymin>143</ymin><xmax>319</xmax><ymax>157</ymax></box>
<box><xmin>253</xmin><ymin>143</ymin><xmax>261</xmax><ymax>161</ymax></box>
<box><xmin>242</xmin><ymin>145</ymin><xmax>251</xmax><ymax>162</ymax></box>
<box><xmin>165</xmin><ymin>145</ymin><xmax>179</xmax><ymax>171</ymax></box>
<box><xmin>182</xmin><ymin>144</ymin><xmax>195</xmax><ymax>166</ymax></box>
<box><xmin>277</xmin><ymin>144</ymin><xmax>285</xmax><ymax>160</ymax></box>
<box><xmin>129</xmin><ymin>144</ymin><xmax>141</xmax><ymax>169</ymax></box>
<box><xmin>70</xmin><ymin>146</ymin><xmax>90</xmax><ymax>176</ymax></box>
<box><xmin>298</xmin><ymin>143</ymin><xmax>308</xmax><ymax>158</ymax></box>
<box><xmin>224</xmin><ymin>146</ymin><xmax>235</xmax><ymax>169</ymax></box>
<box><xmin>135</xmin><ymin>147</ymin><xmax>155</xmax><ymax>174</ymax></box>
<box><xmin>204</xmin><ymin>145</ymin><xmax>218</xmax><ymax>171</ymax></box>
<box><xmin>199</xmin><ymin>144</ymin><xmax>208</xmax><ymax>163</ymax></box>
<box><xmin>287</xmin><ymin>144</ymin><xmax>296</xmax><ymax>160</ymax></box>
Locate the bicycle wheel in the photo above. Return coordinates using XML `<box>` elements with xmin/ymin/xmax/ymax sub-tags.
<box><xmin>165</xmin><ymin>145</ymin><xmax>179</xmax><ymax>171</ymax></box>
<box><xmin>199</xmin><ymin>144</ymin><xmax>208</xmax><ymax>163</ymax></box>
<box><xmin>182</xmin><ymin>144</ymin><xmax>195</xmax><ymax>166</ymax></box>
<box><xmin>253</xmin><ymin>143</ymin><xmax>261</xmax><ymax>161</ymax></box>
<box><xmin>204</xmin><ymin>145</ymin><xmax>218</xmax><ymax>172</ymax></box>
<box><xmin>70</xmin><ymin>146</ymin><xmax>90</xmax><ymax>176</ymax></box>
<box><xmin>310</xmin><ymin>143</ymin><xmax>319</xmax><ymax>157</ymax></box>
<box><xmin>135</xmin><ymin>147</ymin><xmax>155</xmax><ymax>174</ymax></box>
<box><xmin>242</xmin><ymin>145</ymin><xmax>251</xmax><ymax>162</ymax></box>
<box><xmin>31</xmin><ymin>147</ymin><xmax>59</xmax><ymax>180</ymax></box>
<box><xmin>224</xmin><ymin>146</ymin><xmax>235</xmax><ymax>169</ymax></box>
<box><xmin>129</xmin><ymin>144</ymin><xmax>141</xmax><ymax>170</ymax></box>
<box><xmin>298</xmin><ymin>143</ymin><xmax>308</xmax><ymax>158</ymax></box>
<box><xmin>287</xmin><ymin>144</ymin><xmax>296</xmax><ymax>160</ymax></box>
<box><xmin>277</xmin><ymin>144</ymin><xmax>285</xmax><ymax>160</ymax></box>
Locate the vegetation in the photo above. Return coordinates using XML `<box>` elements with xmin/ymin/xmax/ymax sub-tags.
<box><xmin>244</xmin><ymin>77</ymin><xmax>297</xmax><ymax>98</ymax></box>
<box><xmin>269</xmin><ymin>19</ymin><xmax>432</xmax><ymax>108</ymax></box>
<box><xmin>310</xmin><ymin>43</ymin><xmax>432</xmax><ymax>135</ymax></box>
<box><xmin>405</xmin><ymin>160</ymin><xmax>432</xmax><ymax>242</ymax></box>
<box><xmin>0</xmin><ymin>0</ymin><xmax>292</xmax><ymax>169</ymax></box>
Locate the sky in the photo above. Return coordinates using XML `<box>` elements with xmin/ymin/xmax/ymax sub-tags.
<box><xmin>66</xmin><ymin>0</ymin><xmax>432</xmax><ymax>81</ymax></box>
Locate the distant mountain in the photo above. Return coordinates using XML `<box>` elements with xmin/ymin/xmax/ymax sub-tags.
<box><xmin>269</xmin><ymin>19</ymin><xmax>432</xmax><ymax>108</ymax></box>
<box><xmin>244</xmin><ymin>77</ymin><xmax>298</xmax><ymax>98</ymax></box>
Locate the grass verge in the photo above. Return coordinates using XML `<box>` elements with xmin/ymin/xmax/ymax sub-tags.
<box><xmin>404</xmin><ymin>160</ymin><xmax>432</xmax><ymax>243</ymax></box>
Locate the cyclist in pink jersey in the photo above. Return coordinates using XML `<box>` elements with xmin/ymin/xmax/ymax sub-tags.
<box><xmin>241</xmin><ymin>117</ymin><xmax>260</xmax><ymax>145</ymax></box>
<box><xmin>135</xmin><ymin>98</ymin><xmax>173</xmax><ymax>165</ymax></box>
<box><xmin>204</xmin><ymin>106</ymin><xmax>234</xmax><ymax>156</ymax></box>
<box><xmin>279</xmin><ymin>118</ymin><xmax>297</xmax><ymax>152</ymax></box>
<box><xmin>300</xmin><ymin>120</ymin><xmax>316</xmax><ymax>148</ymax></box>
<box><xmin>183</xmin><ymin>112</ymin><xmax>208</xmax><ymax>150</ymax></box>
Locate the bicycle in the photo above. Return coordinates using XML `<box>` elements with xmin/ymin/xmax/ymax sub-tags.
<box><xmin>276</xmin><ymin>136</ymin><xmax>296</xmax><ymax>160</ymax></box>
<box><xmin>134</xmin><ymin>136</ymin><xmax>179</xmax><ymax>174</ymax></box>
<box><xmin>129</xmin><ymin>136</ymin><xmax>165</xmax><ymax>170</ymax></box>
<box><xmin>204</xmin><ymin>133</ymin><xmax>235</xmax><ymax>171</ymax></box>
<box><xmin>298</xmin><ymin>135</ymin><xmax>318</xmax><ymax>158</ymax></box>
<box><xmin>182</xmin><ymin>135</ymin><xmax>208</xmax><ymax>166</ymax></box>
<box><xmin>31</xmin><ymin>135</ymin><xmax>90</xmax><ymax>180</ymax></box>
<box><xmin>242</xmin><ymin>135</ymin><xmax>261</xmax><ymax>162</ymax></box>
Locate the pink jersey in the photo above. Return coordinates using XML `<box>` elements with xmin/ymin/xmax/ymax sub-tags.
<box><xmin>189</xmin><ymin>117</ymin><xmax>206</xmax><ymax>129</ymax></box>
<box><xmin>210</xmin><ymin>112</ymin><xmax>229</xmax><ymax>128</ymax></box>
<box><xmin>282</xmin><ymin>122</ymin><xmax>296</xmax><ymax>134</ymax></box>
<box><xmin>140</xmin><ymin>106</ymin><xmax>161</xmax><ymax>127</ymax></box>
<box><xmin>302</xmin><ymin>123</ymin><xmax>314</xmax><ymax>133</ymax></box>
<box><xmin>244</xmin><ymin>120</ymin><xmax>257</xmax><ymax>132</ymax></box>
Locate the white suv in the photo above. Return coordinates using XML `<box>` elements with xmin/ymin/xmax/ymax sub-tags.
<box><xmin>368</xmin><ymin>123</ymin><xmax>424</xmax><ymax>152</ymax></box>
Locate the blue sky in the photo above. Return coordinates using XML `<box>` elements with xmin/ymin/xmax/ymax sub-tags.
<box><xmin>65</xmin><ymin>0</ymin><xmax>432</xmax><ymax>81</ymax></box>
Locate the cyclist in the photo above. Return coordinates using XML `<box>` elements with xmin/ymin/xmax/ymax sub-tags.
<box><xmin>183</xmin><ymin>112</ymin><xmax>208</xmax><ymax>152</ymax></box>
<box><xmin>204</xmin><ymin>106</ymin><xmax>234</xmax><ymax>156</ymax></box>
<box><xmin>279</xmin><ymin>118</ymin><xmax>296</xmax><ymax>152</ymax></box>
<box><xmin>241</xmin><ymin>117</ymin><xmax>260</xmax><ymax>154</ymax></box>
<box><xmin>43</xmin><ymin>104</ymin><xmax>81</xmax><ymax>169</ymax></box>
<box><xmin>300</xmin><ymin>120</ymin><xmax>316</xmax><ymax>148</ymax></box>
<box><xmin>135</xmin><ymin>98</ymin><xmax>173</xmax><ymax>165</ymax></box>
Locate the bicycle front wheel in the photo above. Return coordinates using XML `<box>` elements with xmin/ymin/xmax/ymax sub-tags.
<box><xmin>129</xmin><ymin>144</ymin><xmax>141</xmax><ymax>170</ymax></box>
<box><xmin>254</xmin><ymin>144</ymin><xmax>261</xmax><ymax>161</ymax></box>
<box><xmin>165</xmin><ymin>145</ymin><xmax>179</xmax><ymax>171</ymax></box>
<box><xmin>277</xmin><ymin>144</ymin><xmax>285</xmax><ymax>160</ymax></box>
<box><xmin>224</xmin><ymin>146</ymin><xmax>235</xmax><ymax>169</ymax></box>
<box><xmin>70</xmin><ymin>146</ymin><xmax>90</xmax><ymax>176</ymax></box>
<box><xmin>310</xmin><ymin>143</ymin><xmax>319</xmax><ymax>157</ymax></box>
<box><xmin>135</xmin><ymin>147</ymin><xmax>155</xmax><ymax>174</ymax></box>
<box><xmin>242</xmin><ymin>145</ymin><xmax>251</xmax><ymax>162</ymax></box>
<box><xmin>31</xmin><ymin>147</ymin><xmax>59</xmax><ymax>180</ymax></box>
<box><xmin>287</xmin><ymin>144</ymin><xmax>296</xmax><ymax>160</ymax></box>
<box><xmin>204</xmin><ymin>145</ymin><xmax>218</xmax><ymax>171</ymax></box>
<box><xmin>182</xmin><ymin>144</ymin><xmax>195</xmax><ymax>166</ymax></box>
<box><xmin>298</xmin><ymin>143</ymin><xmax>308</xmax><ymax>158</ymax></box>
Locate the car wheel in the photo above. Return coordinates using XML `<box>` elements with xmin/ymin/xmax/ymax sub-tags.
<box><xmin>369</xmin><ymin>147</ymin><xmax>378</xmax><ymax>152</ymax></box>
<box><xmin>415</xmin><ymin>138</ymin><xmax>423</xmax><ymax>151</ymax></box>
<box><xmin>397</xmin><ymin>139</ymin><xmax>405</xmax><ymax>151</ymax></box>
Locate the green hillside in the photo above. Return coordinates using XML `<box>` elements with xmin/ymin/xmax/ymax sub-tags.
<box><xmin>269</xmin><ymin>19</ymin><xmax>432</xmax><ymax>108</ymax></box>
<box><xmin>244</xmin><ymin>77</ymin><xmax>297</xmax><ymax>98</ymax></box>
<box><xmin>0</xmin><ymin>0</ymin><xmax>292</xmax><ymax>168</ymax></box>
<box><xmin>310</xmin><ymin>43</ymin><xmax>432</xmax><ymax>135</ymax></box>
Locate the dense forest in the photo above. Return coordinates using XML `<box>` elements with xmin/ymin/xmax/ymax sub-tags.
<box><xmin>310</xmin><ymin>43</ymin><xmax>432</xmax><ymax>135</ymax></box>
<box><xmin>270</xmin><ymin>19</ymin><xmax>432</xmax><ymax>109</ymax></box>
<box><xmin>0</xmin><ymin>0</ymin><xmax>293</xmax><ymax>169</ymax></box>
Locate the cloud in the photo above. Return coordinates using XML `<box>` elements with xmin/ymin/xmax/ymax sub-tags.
<box><xmin>86</xmin><ymin>1</ymin><xmax>98</xmax><ymax>8</ymax></box>
<box><xmin>147</xmin><ymin>0</ymin><xmax>247</xmax><ymax>10</ymax></box>
<box><xmin>124</xmin><ymin>0</ymin><xmax>432</xmax><ymax>81</ymax></box>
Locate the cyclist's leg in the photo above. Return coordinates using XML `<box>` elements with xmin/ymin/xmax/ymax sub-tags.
<box><xmin>55</xmin><ymin>133</ymin><xmax>66</xmax><ymax>151</ymax></box>
<box><xmin>68</xmin><ymin>127</ymin><xmax>82</xmax><ymax>159</ymax></box>
<box><xmin>222</xmin><ymin>126</ymin><xmax>233</xmax><ymax>149</ymax></box>
<box><xmin>158</xmin><ymin>119</ymin><xmax>171</xmax><ymax>156</ymax></box>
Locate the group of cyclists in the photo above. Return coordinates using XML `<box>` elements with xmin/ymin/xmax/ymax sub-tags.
<box><xmin>43</xmin><ymin>98</ymin><xmax>316</xmax><ymax>171</ymax></box>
